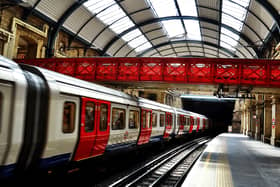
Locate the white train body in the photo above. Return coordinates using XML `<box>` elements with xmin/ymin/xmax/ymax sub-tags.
<box><xmin>0</xmin><ymin>56</ymin><xmax>209</xmax><ymax>177</ymax></box>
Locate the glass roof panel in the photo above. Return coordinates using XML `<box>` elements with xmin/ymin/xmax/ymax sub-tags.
<box><xmin>129</xmin><ymin>35</ymin><xmax>147</xmax><ymax>47</ymax></box>
<box><xmin>221</xmin><ymin>27</ymin><xmax>239</xmax><ymax>40</ymax></box>
<box><xmin>148</xmin><ymin>0</ymin><xmax>178</xmax><ymax>17</ymax></box>
<box><xmin>177</xmin><ymin>0</ymin><xmax>197</xmax><ymax>16</ymax></box>
<box><xmin>221</xmin><ymin>41</ymin><xmax>235</xmax><ymax>51</ymax></box>
<box><xmin>122</xmin><ymin>29</ymin><xmax>142</xmax><ymax>41</ymax></box>
<box><xmin>84</xmin><ymin>0</ymin><xmax>153</xmax><ymax>53</ymax></box>
<box><xmin>222</xmin><ymin>13</ymin><xmax>243</xmax><ymax>31</ymax></box>
<box><xmin>220</xmin><ymin>0</ymin><xmax>251</xmax><ymax>51</ymax></box>
<box><xmin>84</xmin><ymin>0</ymin><xmax>115</xmax><ymax>13</ymax></box>
<box><xmin>135</xmin><ymin>42</ymin><xmax>152</xmax><ymax>52</ymax></box>
<box><xmin>162</xmin><ymin>20</ymin><xmax>185</xmax><ymax>38</ymax></box>
<box><xmin>110</xmin><ymin>17</ymin><xmax>134</xmax><ymax>34</ymax></box>
<box><xmin>184</xmin><ymin>20</ymin><xmax>201</xmax><ymax>40</ymax></box>
<box><xmin>221</xmin><ymin>34</ymin><xmax>238</xmax><ymax>47</ymax></box>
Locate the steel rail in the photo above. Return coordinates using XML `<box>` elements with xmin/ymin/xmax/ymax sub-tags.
<box><xmin>109</xmin><ymin>137</ymin><xmax>208</xmax><ymax>187</ymax></box>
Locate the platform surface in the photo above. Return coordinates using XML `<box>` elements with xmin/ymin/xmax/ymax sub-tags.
<box><xmin>182</xmin><ymin>133</ymin><xmax>280</xmax><ymax>187</ymax></box>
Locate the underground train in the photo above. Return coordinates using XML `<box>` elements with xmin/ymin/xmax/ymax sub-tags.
<box><xmin>0</xmin><ymin>56</ymin><xmax>209</xmax><ymax>178</ymax></box>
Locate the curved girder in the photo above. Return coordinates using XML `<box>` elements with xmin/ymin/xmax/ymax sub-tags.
<box><xmin>198</xmin><ymin>3</ymin><xmax>264</xmax><ymax>51</ymax></box>
<box><xmin>137</xmin><ymin>40</ymin><xmax>239</xmax><ymax>57</ymax></box>
<box><xmin>37</xmin><ymin>0</ymin><xmax>280</xmax><ymax>59</ymax></box>
<box><xmin>255</xmin><ymin>0</ymin><xmax>280</xmax><ymax>31</ymax></box>
<box><xmin>91</xmin><ymin>4</ymin><xmax>262</xmax><ymax>56</ymax></box>
<box><xmin>126</xmin><ymin>38</ymin><xmax>245</xmax><ymax>58</ymax></box>
<box><xmin>124</xmin><ymin>32</ymin><xmax>250</xmax><ymax>58</ymax></box>
<box><xmin>163</xmin><ymin>51</ymin><xmax>220</xmax><ymax>58</ymax></box>
<box><xmin>46</xmin><ymin>0</ymin><xmax>88</xmax><ymax>57</ymax></box>
<box><xmin>113</xmin><ymin>23</ymin><xmax>254</xmax><ymax>58</ymax></box>
<box><xmin>150</xmin><ymin>45</ymin><xmax>231</xmax><ymax>58</ymax></box>
<box><xmin>151</xmin><ymin>44</ymin><xmax>232</xmax><ymax>57</ymax></box>
<box><xmin>113</xmin><ymin>28</ymin><xmax>163</xmax><ymax>56</ymax></box>
<box><xmin>68</xmin><ymin>1</ymin><xmax>125</xmax><ymax>47</ymax></box>
<box><xmin>102</xmin><ymin>16</ymin><xmax>260</xmax><ymax>57</ymax></box>
<box><xmin>88</xmin><ymin>7</ymin><xmax>151</xmax><ymax>47</ymax></box>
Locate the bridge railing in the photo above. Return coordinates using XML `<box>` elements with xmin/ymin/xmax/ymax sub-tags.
<box><xmin>15</xmin><ymin>57</ymin><xmax>280</xmax><ymax>87</ymax></box>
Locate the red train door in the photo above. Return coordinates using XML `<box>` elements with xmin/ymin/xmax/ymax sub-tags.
<box><xmin>189</xmin><ymin>116</ymin><xmax>194</xmax><ymax>133</ymax></box>
<box><xmin>74</xmin><ymin>98</ymin><xmax>110</xmax><ymax>161</ymax></box>
<box><xmin>178</xmin><ymin>115</ymin><xmax>185</xmax><ymax>135</ymax></box>
<box><xmin>137</xmin><ymin>109</ymin><xmax>152</xmax><ymax>145</ymax></box>
<box><xmin>196</xmin><ymin>117</ymin><xmax>200</xmax><ymax>132</ymax></box>
<box><xmin>203</xmin><ymin>119</ymin><xmax>206</xmax><ymax>131</ymax></box>
<box><xmin>163</xmin><ymin>112</ymin><xmax>173</xmax><ymax>138</ymax></box>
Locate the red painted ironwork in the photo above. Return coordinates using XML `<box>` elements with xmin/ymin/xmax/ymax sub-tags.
<box><xmin>15</xmin><ymin>57</ymin><xmax>280</xmax><ymax>87</ymax></box>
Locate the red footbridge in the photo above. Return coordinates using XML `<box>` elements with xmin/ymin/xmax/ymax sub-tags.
<box><xmin>15</xmin><ymin>57</ymin><xmax>280</xmax><ymax>87</ymax></box>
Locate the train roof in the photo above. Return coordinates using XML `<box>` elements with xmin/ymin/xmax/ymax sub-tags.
<box><xmin>28</xmin><ymin>65</ymin><xmax>139</xmax><ymax>105</ymax></box>
<box><xmin>0</xmin><ymin>56</ymin><xmax>21</xmax><ymax>70</ymax></box>
<box><xmin>174</xmin><ymin>107</ymin><xmax>208</xmax><ymax>118</ymax></box>
<box><xmin>138</xmin><ymin>97</ymin><xmax>174</xmax><ymax>112</ymax></box>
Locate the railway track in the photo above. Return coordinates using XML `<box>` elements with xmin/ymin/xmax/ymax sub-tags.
<box><xmin>109</xmin><ymin>137</ymin><xmax>209</xmax><ymax>187</ymax></box>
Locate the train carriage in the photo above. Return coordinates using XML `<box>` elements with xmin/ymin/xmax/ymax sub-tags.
<box><xmin>0</xmin><ymin>56</ymin><xmax>209</xmax><ymax>178</ymax></box>
<box><xmin>0</xmin><ymin>56</ymin><xmax>27</xmax><ymax>177</ymax></box>
<box><xmin>138</xmin><ymin>98</ymin><xmax>175</xmax><ymax>143</ymax></box>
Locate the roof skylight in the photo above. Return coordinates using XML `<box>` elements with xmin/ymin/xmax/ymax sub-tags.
<box><xmin>83</xmin><ymin>0</ymin><xmax>152</xmax><ymax>53</ymax></box>
<box><xmin>148</xmin><ymin>0</ymin><xmax>201</xmax><ymax>41</ymax></box>
<box><xmin>220</xmin><ymin>0</ymin><xmax>250</xmax><ymax>51</ymax></box>
<box><xmin>162</xmin><ymin>20</ymin><xmax>185</xmax><ymax>38</ymax></box>
<box><xmin>177</xmin><ymin>0</ymin><xmax>197</xmax><ymax>16</ymax></box>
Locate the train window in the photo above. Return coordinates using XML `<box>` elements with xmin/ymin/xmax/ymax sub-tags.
<box><xmin>62</xmin><ymin>102</ymin><xmax>76</xmax><ymax>133</ymax></box>
<box><xmin>100</xmin><ymin>104</ymin><xmax>108</xmax><ymax>131</ymax></box>
<box><xmin>181</xmin><ymin>116</ymin><xmax>186</xmax><ymax>126</ymax></box>
<box><xmin>166</xmin><ymin>114</ymin><xmax>173</xmax><ymax>126</ymax></box>
<box><xmin>147</xmin><ymin>111</ymin><xmax>151</xmax><ymax>128</ymax></box>
<box><xmin>177</xmin><ymin>116</ymin><xmax>181</xmax><ymax>126</ymax></box>
<box><xmin>142</xmin><ymin>111</ymin><xmax>147</xmax><ymax>128</ymax></box>
<box><xmin>112</xmin><ymin>108</ymin><xmax>126</xmax><ymax>130</ymax></box>
<box><xmin>85</xmin><ymin>102</ymin><xmax>95</xmax><ymax>132</ymax></box>
<box><xmin>186</xmin><ymin>117</ymin><xmax>190</xmax><ymax>126</ymax></box>
<box><xmin>129</xmin><ymin>110</ymin><xmax>139</xmax><ymax>129</ymax></box>
<box><xmin>160</xmin><ymin>114</ymin><xmax>165</xmax><ymax>127</ymax></box>
<box><xmin>142</xmin><ymin>111</ymin><xmax>151</xmax><ymax>128</ymax></box>
<box><xmin>152</xmin><ymin>113</ymin><xmax>157</xmax><ymax>127</ymax></box>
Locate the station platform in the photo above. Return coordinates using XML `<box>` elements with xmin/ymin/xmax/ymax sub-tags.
<box><xmin>182</xmin><ymin>133</ymin><xmax>280</xmax><ymax>187</ymax></box>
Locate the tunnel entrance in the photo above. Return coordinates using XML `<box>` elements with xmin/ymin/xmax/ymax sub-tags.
<box><xmin>182</xmin><ymin>98</ymin><xmax>235</xmax><ymax>134</ymax></box>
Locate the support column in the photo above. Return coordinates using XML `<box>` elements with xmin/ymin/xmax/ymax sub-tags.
<box><xmin>250</xmin><ymin>103</ymin><xmax>256</xmax><ymax>138</ymax></box>
<box><xmin>255</xmin><ymin>95</ymin><xmax>263</xmax><ymax>140</ymax></box>
<box><xmin>245</xmin><ymin>101</ymin><xmax>252</xmax><ymax>136</ymax></box>
<box><xmin>263</xmin><ymin>96</ymin><xmax>272</xmax><ymax>143</ymax></box>
<box><xmin>271</xmin><ymin>96</ymin><xmax>280</xmax><ymax>146</ymax></box>
<box><xmin>241</xmin><ymin>109</ymin><xmax>246</xmax><ymax>134</ymax></box>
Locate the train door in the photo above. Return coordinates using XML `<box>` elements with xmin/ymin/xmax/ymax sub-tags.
<box><xmin>74</xmin><ymin>98</ymin><xmax>110</xmax><ymax>161</ymax></box>
<box><xmin>137</xmin><ymin>109</ymin><xmax>152</xmax><ymax>145</ymax></box>
<box><xmin>185</xmin><ymin>116</ymin><xmax>190</xmax><ymax>133</ymax></box>
<box><xmin>0</xmin><ymin>83</ymin><xmax>13</xmax><ymax>165</ymax></box>
<box><xmin>163</xmin><ymin>112</ymin><xmax>173</xmax><ymax>138</ymax></box>
<box><xmin>189</xmin><ymin>116</ymin><xmax>194</xmax><ymax>133</ymax></box>
<box><xmin>196</xmin><ymin>117</ymin><xmax>200</xmax><ymax>132</ymax></box>
<box><xmin>202</xmin><ymin>118</ymin><xmax>206</xmax><ymax>131</ymax></box>
<box><xmin>178</xmin><ymin>115</ymin><xmax>185</xmax><ymax>135</ymax></box>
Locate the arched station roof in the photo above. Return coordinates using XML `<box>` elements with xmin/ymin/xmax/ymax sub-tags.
<box><xmin>18</xmin><ymin>0</ymin><xmax>280</xmax><ymax>58</ymax></box>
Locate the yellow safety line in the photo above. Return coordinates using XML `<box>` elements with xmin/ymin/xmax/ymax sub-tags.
<box><xmin>215</xmin><ymin>140</ymin><xmax>234</xmax><ymax>187</ymax></box>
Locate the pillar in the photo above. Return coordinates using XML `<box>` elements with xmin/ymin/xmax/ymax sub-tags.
<box><xmin>255</xmin><ymin>95</ymin><xmax>263</xmax><ymax>140</ymax></box>
<box><xmin>270</xmin><ymin>96</ymin><xmax>280</xmax><ymax>146</ymax></box>
<box><xmin>250</xmin><ymin>103</ymin><xmax>256</xmax><ymax>138</ymax></box>
<box><xmin>245</xmin><ymin>100</ymin><xmax>252</xmax><ymax>136</ymax></box>
<box><xmin>263</xmin><ymin>96</ymin><xmax>272</xmax><ymax>143</ymax></box>
<box><xmin>241</xmin><ymin>109</ymin><xmax>246</xmax><ymax>134</ymax></box>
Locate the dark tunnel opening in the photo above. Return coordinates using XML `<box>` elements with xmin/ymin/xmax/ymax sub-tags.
<box><xmin>182</xmin><ymin>98</ymin><xmax>235</xmax><ymax>134</ymax></box>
